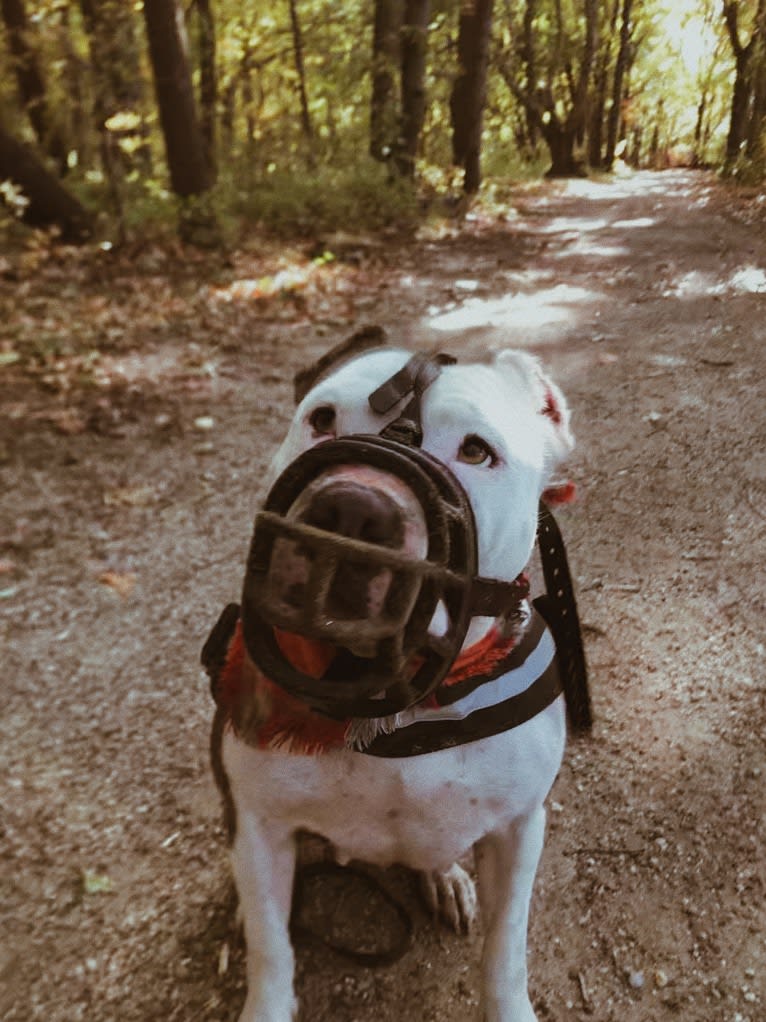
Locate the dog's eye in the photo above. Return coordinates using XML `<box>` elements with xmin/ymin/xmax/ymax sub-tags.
<box><xmin>458</xmin><ymin>434</ymin><xmax>496</xmax><ymax>466</ymax></box>
<box><xmin>308</xmin><ymin>405</ymin><xmax>336</xmax><ymax>436</ymax></box>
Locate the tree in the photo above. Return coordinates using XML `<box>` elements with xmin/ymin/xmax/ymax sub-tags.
<box><xmin>587</xmin><ymin>0</ymin><xmax>619</xmax><ymax>168</ymax></box>
<box><xmin>194</xmin><ymin>0</ymin><xmax>217</xmax><ymax>169</ymax></box>
<box><xmin>520</xmin><ymin>0</ymin><xmax>539</xmax><ymax>150</ymax></box>
<box><xmin>78</xmin><ymin>0</ymin><xmax>150</xmax><ymax>241</ymax></box>
<box><xmin>722</xmin><ymin>0</ymin><xmax>766</xmax><ymax>165</ymax></box>
<box><xmin>499</xmin><ymin>0</ymin><xmax>599</xmax><ymax>177</ymax></box>
<box><xmin>1</xmin><ymin>0</ymin><xmax>68</xmax><ymax>172</ymax></box>
<box><xmin>370</xmin><ymin>0</ymin><xmax>403</xmax><ymax>160</ymax></box>
<box><xmin>604</xmin><ymin>0</ymin><xmax>634</xmax><ymax>168</ymax></box>
<box><xmin>0</xmin><ymin>123</ymin><xmax>92</xmax><ymax>242</ymax></box>
<box><xmin>450</xmin><ymin>0</ymin><xmax>495</xmax><ymax>193</ymax></box>
<box><xmin>396</xmin><ymin>0</ymin><xmax>430</xmax><ymax>176</ymax></box>
<box><xmin>288</xmin><ymin>0</ymin><xmax>315</xmax><ymax>159</ymax></box>
<box><xmin>691</xmin><ymin>5</ymin><xmax>729</xmax><ymax>166</ymax></box>
<box><xmin>142</xmin><ymin>0</ymin><xmax>214</xmax><ymax>198</ymax></box>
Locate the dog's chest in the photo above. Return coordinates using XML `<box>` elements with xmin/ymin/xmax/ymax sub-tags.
<box><xmin>223</xmin><ymin>701</ymin><xmax>565</xmax><ymax>870</ymax></box>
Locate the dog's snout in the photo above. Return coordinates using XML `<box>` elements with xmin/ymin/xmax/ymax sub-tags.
<box><xmin>302</xmin><ymin>480</ymin><xmax>404</xmax><ymax>548</ymax></box>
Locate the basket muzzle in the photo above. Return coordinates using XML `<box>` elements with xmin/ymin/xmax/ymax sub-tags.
<box><xmin>240</xmin><ymin>433</ymin><xmax>504</xmax><ymax>718</ymax></box>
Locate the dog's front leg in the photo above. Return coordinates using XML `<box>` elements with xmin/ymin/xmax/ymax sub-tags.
<box><xmin>474</xmin><ymin>806</ymin><xmax>546</xmax><ymax>1022</ymax></box>
<box><xmin>232</xmin><ymin>814</ymin><xmax>298</xmax><ymax>1022</ymax></box>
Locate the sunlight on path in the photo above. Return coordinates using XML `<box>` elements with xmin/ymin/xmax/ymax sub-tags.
<box><xmin>421</xmin><ymin>171</ymin><xmax>766</xmax><ymax>346</ymax></box>
<box><xmin>427</xmin><ymin>284</ymin><xmax>599</xmax><ymax>337</ymax></box>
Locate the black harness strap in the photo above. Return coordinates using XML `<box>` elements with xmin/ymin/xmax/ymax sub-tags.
<box><xmin>535</xmin><ymin>502</ymin><xmax>592</xmax><ymax>732</ymax></box>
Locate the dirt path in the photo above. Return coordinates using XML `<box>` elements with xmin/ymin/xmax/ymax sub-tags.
<box><xmin>2</xmin><ymin>170</ymin><xmax>764</xmax><ymax>1022</ymax></box>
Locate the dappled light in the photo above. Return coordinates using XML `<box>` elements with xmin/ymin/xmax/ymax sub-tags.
<box><xmin>663</xmin><ymin>264</ymin><xmax>766</xmax><ymax>297</ymax></box>
<box><xmin>611</xmin><ymin>217</ymin><xmax>656</xmax><ymax>230</ymax></box>
<box><xmin>426</xmin><ymin>284</ymin><xmax>599</xmax><ymax>337</ymax></box>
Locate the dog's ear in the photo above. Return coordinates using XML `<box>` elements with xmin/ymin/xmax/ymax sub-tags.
<box><xmin>293</xmin><ymin>325</ymin><xmax>388</xmax><ymax>404</ymax></box>
<box><xmin>492</xmin><ymin>350</ymin><xmax>574</xmax><ymax>466</ymax></box>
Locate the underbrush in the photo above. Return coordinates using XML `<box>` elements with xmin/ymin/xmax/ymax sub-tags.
<box><xmin>227</xmin><ymin>159</ymin><xmax>420</xmax><ymax>237</ymax></box>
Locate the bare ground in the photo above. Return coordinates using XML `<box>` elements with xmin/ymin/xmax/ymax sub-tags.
<box><xmin>1</xmin><ymin>169</ymin><xmax>765</xmax><ymax>1022</ymax></box>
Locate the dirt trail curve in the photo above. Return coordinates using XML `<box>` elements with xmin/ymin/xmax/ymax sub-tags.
<box><xmin>1</xmin><ymin>170</ymin><xmax>764</xmax><ymax>1022</ymax></box>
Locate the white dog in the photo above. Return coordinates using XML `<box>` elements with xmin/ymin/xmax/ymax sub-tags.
<box><xmin>205</xmin><ymin>333</ymin><xmax>587</xmax><ymax>1022</ymax></box>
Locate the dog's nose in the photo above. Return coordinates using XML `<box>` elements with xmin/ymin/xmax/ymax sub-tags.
<box><xmin>302</xmin><ymin>480</ymin><xmax>404</xmax><ymax>548</ymax></box>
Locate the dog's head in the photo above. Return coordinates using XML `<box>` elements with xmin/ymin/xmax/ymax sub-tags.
<box><xmin>272</xmin><ymin>343</ymin><xmax>572</xmax><ymax>579</ymax></box>
<box><xmin>242</xmin><ymin>334</ymin><xmax>573</xmax><ymax>717</ymax></box>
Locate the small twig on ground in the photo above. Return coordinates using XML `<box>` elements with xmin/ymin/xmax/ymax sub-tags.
<box><xmin>577</xmin><ymin>970</ymin><xmax>593</xmax><ymax>1013</ymax></box>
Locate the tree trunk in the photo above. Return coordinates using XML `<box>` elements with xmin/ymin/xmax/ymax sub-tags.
<box><xmin>142</xmin><ymin>0</ymin><xmax>213</xmax><ymax>197</ymax></box>
<box><xmin>1</xmin><ymin>0</ymin><xmax>68</xmax><ymax>172</ymax></box>
<box><xmin>722</xmin><ymin>0</ymin><xmax>766</xmax><ymax>165</ymax></box>
<box><xmin>0</xmin><ymin>124</ymin><xmax>92</xmax><ymax>242</ymax></box>
<box><xmin>288</xmin><ymin>0</ymin><xmax>314</xmax><ymax>151</ymax></box>
<box><xmin>79</xmin><ymin>0</ymin><xmax>150</xmax><ymax>241</ymax></box>
<box><xmin>604</xmin><ymin>0</ymin><xmax>633</xmax><ymax>168</ymax></box>
<box><xmin>747</xmin><ymin>61</ymin><xmax>766</xmax><ymax>158</ymax></box>
<box><xmin>727</xmin><ymin>49</ymin><xmax>752</xmax><ymax>161</ymax></box>
<box><xmin>522</xmin><ymin>0</ymin><xmax>538</xmax><ymax>148</ymax></box>
<box><xmin>648</xmin><ymin>97</ymin><xmax>663</xmax><ymax>167</ymax></box>
<box><xmin>552</xmin><ymin>0</ymin><xmax>596</xmax><ymax>175</ymax></box>
<box><xmin>370</xmin><ymin>0</ymin><xmax>403</xmax><ymax>160</ymax></box>
<box><xmin>241</xmin><ymin>48</ymin><xmax>257</xmax><ymax>163</ymax></box>
<box><xmin>195</xmin><ymin>0</ymin><xmax>217</xmax><ymax>170</ymax></box>
<box><xmin>396</xmin><ymin>0</ymin><xmax>430</xmax><ymax>177</ymax></box>
<box><xmin>542</xmin><ymin>121</ymin><xmax>582</xmax><ymax>177</ymax></box>
<box><xmin>588</xmin><ymin>64</ymin><xmax>607</xmax><ymax>168</ymax></box>
<box><xmin>694</xmin><ymin>93</ymin><xmax>707</xmax><ymax>151</ymax></box>
<box><xmin>588</xmin><ymin>0</ymin><xmax>618</xmax><ymax>168</ymax></box>
<box><xmin>746</xmin><ymin>2</ymin><xmax>766</xmax><ymax>158</ymax></box>
<box><xmin>450</xmin><ymin>0</ymin><xmax>495</xmax><ymax>194</ymax></box>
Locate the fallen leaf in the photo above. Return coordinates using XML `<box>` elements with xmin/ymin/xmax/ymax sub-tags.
<box><xmin>98</xmin><ymin>570</ymin><xmax>136</xmax><ymax>598</ymax></box>
<box><xmin>218</xmin><ymin>941</ymin><xmax>230</xmax><ymax>976</ymax></box>
<box><xmin>103</xmin><ymin>485</ymin><xmax>157</xmax><ymax>508</ymax></box>
<box><xmin>48</xmin><ymin>409</ymin><xmax>88</xmax><ymax>435</ymax></box>
<box><xmin>82</xmin><ymin>869</ymin><xmax>114</xmax><ymax>896</ymax></box>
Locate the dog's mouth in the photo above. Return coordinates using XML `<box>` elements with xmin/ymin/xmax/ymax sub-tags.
<box><xmin>263</xmin><ymin>466</ymin><xmax>430</xmax><ymax>658</ymax></box>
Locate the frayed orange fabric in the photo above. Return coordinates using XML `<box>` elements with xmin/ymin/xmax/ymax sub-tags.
<box><xmin>218</xmin><ymin>622</ymin><xmax>347</xmax><ymax>752</ymax></box>
<box><xmin>218</xmin><ymin>619</ymin><xmax>520</xmax><ymax>753</ymax></box>
<box><xmin>439</xmin><ymin>626</ymin><xmax>517</xmax><ymax>687</ymax></box>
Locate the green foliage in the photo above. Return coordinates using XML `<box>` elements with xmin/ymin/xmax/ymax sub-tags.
<box><xmin>0</xmin><ymin>0</ymin><xmax>764</xmax><ymax>245</ymax></box>
<box><xmin>227</xmin><ymin>158</ymin><xmax>419</xmax><ymax>236</ymax></box>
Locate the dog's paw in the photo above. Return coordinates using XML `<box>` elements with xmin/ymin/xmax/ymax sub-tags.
<box><xmin>419</xmin><ymin>863</ymin><xmax>478</xmax><ymax>934</ymax></box>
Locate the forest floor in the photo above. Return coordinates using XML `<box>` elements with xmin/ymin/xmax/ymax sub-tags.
<box><xmin>1</xmin><ymin>168</ymin><xmax>765</xmax><ymax>1022</ymax></box>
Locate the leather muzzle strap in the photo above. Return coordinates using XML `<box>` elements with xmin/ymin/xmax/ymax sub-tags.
<box><xmin>369</xmin><ymin>352</ymin><xmax>456</xmax><ymax>448</ymax></box>
<box><xmin>534</xmin><ymin>501</ymin><xmax>592</xmax><ymax>732</ymax></box>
